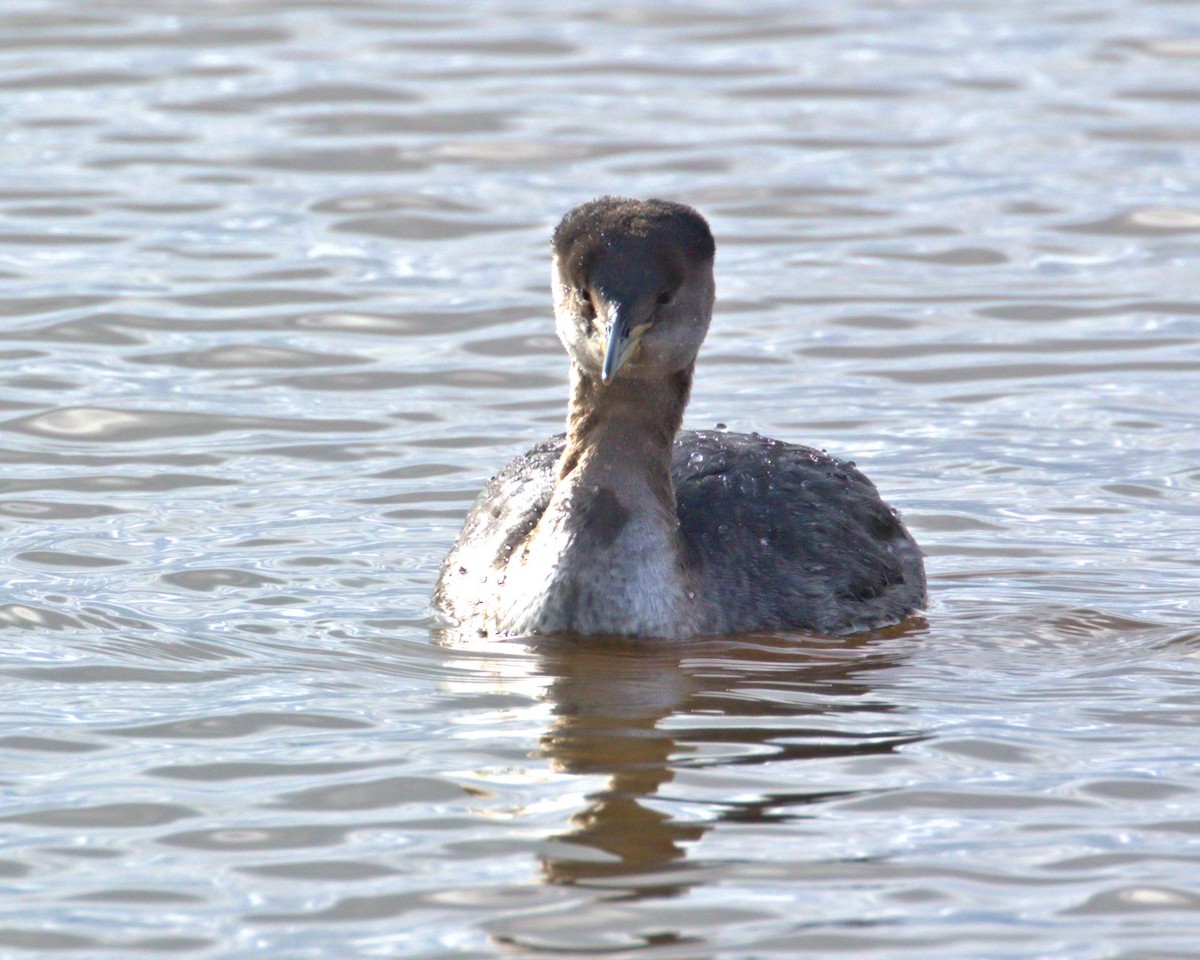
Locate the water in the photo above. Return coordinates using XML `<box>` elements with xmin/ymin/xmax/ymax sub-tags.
<box><xmin>1</xmin><ymin>1</ymin><xmax>1199</xmax><ymax>956</ymax></box>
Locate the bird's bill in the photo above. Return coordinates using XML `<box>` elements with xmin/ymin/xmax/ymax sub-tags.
<box><xmin>599</xmin><ymin>303</ymin><xmax>646</xmax><ymax>384</ymax></box>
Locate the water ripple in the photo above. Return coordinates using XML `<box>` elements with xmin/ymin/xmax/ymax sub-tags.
<box><xmin>1</xmin><ymin>1</ymin><xmax>1199</xmax><ymax>958</ymax></box>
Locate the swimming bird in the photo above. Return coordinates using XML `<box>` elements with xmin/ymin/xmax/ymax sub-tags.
<box><xmin>434</xmin><ymin>197</ymin><xmax>925</xmax><ymax>639</ymax></box>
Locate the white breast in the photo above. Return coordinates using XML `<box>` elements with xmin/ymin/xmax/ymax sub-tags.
<box><xmin>486</xmin><ymin>507</ymin><xmax>697</xmax><ymax>639</ymax></box>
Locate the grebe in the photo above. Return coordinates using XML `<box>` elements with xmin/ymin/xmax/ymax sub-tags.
<box><xmin>434</xmin><ymin>197</ymin><xmax>925</xmax><ymax>639</ymax></box>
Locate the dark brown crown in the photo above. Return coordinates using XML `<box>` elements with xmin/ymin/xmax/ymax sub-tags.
<box><xmin>552</xmin><ymin>197</ymin><xmax>715</xmax><ymax>293</ymax></box>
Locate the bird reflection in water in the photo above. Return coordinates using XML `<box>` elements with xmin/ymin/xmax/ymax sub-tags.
<box><xmin>509</xmin><ymin>625</ymin><xmax>925</xmax><ymax>900</ymax></box>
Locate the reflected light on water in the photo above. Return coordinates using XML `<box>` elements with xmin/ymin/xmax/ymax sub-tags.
<box><xmin>1</xmin><ymin>0</ymin><xmax>1200</xmax><ymax>957</ymax></box>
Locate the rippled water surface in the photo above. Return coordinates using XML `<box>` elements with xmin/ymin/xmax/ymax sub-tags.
<box><xmin>2</xmin><ymin>1</ymin><xmax>1200</xmax><ymax>957</ymax></box>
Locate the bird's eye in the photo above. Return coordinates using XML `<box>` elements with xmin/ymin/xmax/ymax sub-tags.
<box><xmin>574</xmin><ymin>287</ymin><xmax>595</xmax><ymax>319</ymax></box>
<box><xmin>656</xmin><ymin>289</ymin><xmax>675</xmax><ymax>306</ymax></box>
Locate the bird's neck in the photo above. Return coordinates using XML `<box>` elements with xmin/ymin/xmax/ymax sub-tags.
<box><xmin>489</xmin><ymin>363</ymin><xmax>697</xmax><ymax>638</ymax></box>
<box><xmin>557</xmin><ymin>362</ymin><xmax>693</xmax><ymax>508</ymax></box>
